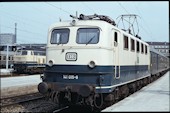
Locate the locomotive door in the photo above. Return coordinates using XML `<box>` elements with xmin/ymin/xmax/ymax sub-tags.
<box><xmin>136</xmin><ymin>41</ymin><xmax>140</xmax><ymax>76</ymax></box>
<box><xmin>113</xmin><ymin>30</ymin><xmax>120</xmax><ymax>79</ymax></box>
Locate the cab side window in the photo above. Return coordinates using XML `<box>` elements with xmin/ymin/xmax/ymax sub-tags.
<box><xmin>124</xmin><ymin>35</ymin><xmax>128</xmax><ymax>50</ymax></box>
<box><xmin>145</xmin><ymin>45</ymin><xmax>148</xmax><ymax>54</ymax></box>
<box><xmin>136</xmin><ymin>41</ymin><xmax>140</xmax><ymax>52</ymax></box>
<box><xmin>131</xmin><ymin>38</ymin><xmax>135</xmax><ymax>51</ymax></box>
<box><xmin>114</xmin><ymin>32</ymin><xmax>118</xmax><ymax>43</ymax></box>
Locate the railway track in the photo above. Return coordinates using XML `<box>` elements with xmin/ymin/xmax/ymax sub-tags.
<box><xmin>1</xmin><ymin>72</ymin><xmax>44</xmax><ymax>78</ymax></box>
<box><xmin>52</xmin><ymin>105</ymin><xmax>94</xmax><ymax>113</ymax></box>
<box><xmin>0</xmin><ymin>92</ymin><xmax>44</xmax><ymax>108</ymax></box>
<box><xmin>0</xmin><ymin>73</ymin><xmax>30</xmax><ymax>78</ymax></box>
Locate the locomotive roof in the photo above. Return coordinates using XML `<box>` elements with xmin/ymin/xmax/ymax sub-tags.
<box><xmin>49</xmin><ymin>18</ymin><xmax>148</xmax><ymax>46</ymax></box>
<box><xmin>150</xmin><ymin>47</ymin><xmax>167</xmax><ymax>58</ymax></box>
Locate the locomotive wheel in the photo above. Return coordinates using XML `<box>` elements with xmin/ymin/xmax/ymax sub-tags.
<box><xmin>104</xmin><ymin>93</ymin><xmax>115</xmax><ymax>108</ymax></box>
<box><xmin>128</xmin><ymin>83</ymin><xmax>136</xmax><ymax>94</ymax></box>
<box><xmin>148</xmin><ymin>77</ymin><xmax>151</xmax><ymax>83</ymax></box>
<box><xmin>143</xmin><ymin>78</ymin><xmax>148</xmax><ymax>86</ymax></box>
<box><xmin>136</xmin><ymin>81</ymin><xmax>142</xmax><ymax>90</ymax></box>
<box><xmin>120</xmin><ymin>85</ymin><xmax>129</xmax><ymax>99</ymax></box>
<box><xmin>150</xmin><ymin>76</ymin><xmax>154</xmax><ymax>82</ymax></box>
<box><xmin>114</xmin><ymin>88</ymin><xmax>121</xmax><ymax>101</ymax></box>
<box><xmin>140</xmin><ymin>80</ymin><xmax>144</xmax><ymax>87</ymax></box>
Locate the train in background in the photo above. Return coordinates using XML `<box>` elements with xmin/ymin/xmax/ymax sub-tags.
<box><xmin>13</xmin><ymin>49</ymin><xmax>46</xmax><ymax>74</ymax></box>
<box><xmin>38</xmin><ymin>14</ymin><xmax>169</xmax><ymax>110</ymax></box>
<box><xmin>0</xmin><ymin>45</ymin><xmax>17</xmax><ymax>69</ymax></box>
<box><xmin>150</xmin><ymin>48</ymin><xmax>169</xmax><ymax>76</ymax></box>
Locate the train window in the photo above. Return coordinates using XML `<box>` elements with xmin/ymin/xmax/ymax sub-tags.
<box><xmin>34</xmin><ymin>51</ymin><xmax>37</xmax><ymax>55</ymax></box>
<box><xmin>31</xmin><ymin>51</ymin><xmax>34</xmax><ymax>55</ymax></box>
<box><xmin>35</xmin><ymin>51</ymin><xmax>39</xmax><ymax>55</ymax></box>
<box><xmin>145</xmin><ymin>45</ymin><xmax>148</xmax><ymax>54</ymax></box>
<box><xmin>124</xmin><ymin>35</ymin><xmax>128</xmax><ymax>50</ymax></box>
<box><xmin>0</xmin><ymin>46</ymin><xmax>3</xmax><ymax>51</ymax></box>
<box><xmin>131</xmin><ymin>38</ymin><xmax>135</xmax><ymax>51</ymax></box>
<box><xmin>3</xmin><ymin>56</ymin><xmax>6</xmax><ymax>60</ymax></box>
<box><xmin>114</xmin><ymin>32</ymin><xmax>118</xmax><ymax>43</ymax></box>
<box><xmin>16</xmin><ymin>50</ymin><xmax>22</xmax><ymax>55</ymax></box>
<box><xmin>76</xmin><ymin>28</ymin><xmax>99</xmax><ymax>44</ymax></box>
<box><xmin>43</xmin><ymin>58</ymin><xmax>45</xmax><ymax>63</ymax></box>
<box><xmin>141</xmin><ymin>43</ymin><xmax>144</xmax><ymax>53</ymax></box>
<box><xmin>40</xmin><ymin>51</ymin><xmax>44</xmax><ymax>56</ymax></box>
<box><xmin>22</xmin><ymin>51</ymin><xmax>27</xmax><ymax>55</ymax></box>
<box><xmin>51</xmin><ymin>28</ymin><xmax>70</xmax><ymax>44</ymax></box>
<box><xmin>136</xmin><ymin>41</ymin><xmax>140</xmax><ymax>52</ymax></box>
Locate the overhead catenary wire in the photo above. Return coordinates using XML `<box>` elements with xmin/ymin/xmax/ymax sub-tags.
<box><xmin>116</xmin><ymin>2</ymin><xmax>154</xmax><ymax>40</ymax></box>
<box><xmin>0</xmin><ymin>12</ymin><xmax>47</xmax><ymax>31</ymax></box>
<box><xmin>0</xmin><ymin>9</ymin><xmax>49</xmax><ymax>26</ymax></box>
<box><xmin>1</xmin><ymin>24</ymin><xmax>45</xmax><ymax>37</ymax></box>
<box><xmin>23</xmin><ymin>2</ymin><xmax>59</xmax><ymax>21</ymax></box>
<box><xmin>0</xmin><ymin>2</ymin><xmax>163</xmax><ymax>43</ymax></box>
<box><xmin>44</xmin><ymin>2</ymin><xmax>72</xmax><ymax>15</ymax></box>
<box><xmin>138</xmin><ymin>24</ymin><xmax>153</xmax><ymax>40</ymax></box>
<box><xmin>134</xmin><ymin>3</ymin><xmax>154</xmax><ymax>41</ymax></box>
<box><xmin>1</xmin><ymin>25</ymin><xmax>46</xmax><ymax>44</ymax></box>
<box><xmin>81</xmin><ymin>2</ymin><xmax>96</xmax><ymax>14</ymax></box>
<box><xmin>117</xmin><ymin>2</ymin><xmax>130</xmax><ymax>15</ymax></box>
<box><xmin>17</xmin><ymin>34</ymin><xmax>46</xmax><ymax>44</ymax></box>
<box><xmin>117</xmin><ymin>2</ymin><xmax>135</xmax><ymax>32</ymax></box>
<box><xmin>0</xmin><ymin>2</ymin><xmax>73</xmax><ymax>44</ymax></box>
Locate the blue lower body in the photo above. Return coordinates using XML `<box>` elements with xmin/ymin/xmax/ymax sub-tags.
<box><xmin>44</xmin><ymin>65</ymin><xmax>150</xmax><ymax>93</ymax></box>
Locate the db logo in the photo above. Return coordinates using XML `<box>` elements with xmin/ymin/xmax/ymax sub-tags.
<box><xmin>65</xmin><ymin>52</ymin><xmax>77</xmax><ymax>61</ymax></box>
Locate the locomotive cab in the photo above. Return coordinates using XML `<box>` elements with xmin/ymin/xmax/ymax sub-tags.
<box><xmin>38</xmin><ymin>15</ymin><xmax>120</xmax><ymax>108</ymax></box>
<box><xmin>42</xmin><ymin>19</ymin><xmax>117</xmax><ymax>90</ymax></box>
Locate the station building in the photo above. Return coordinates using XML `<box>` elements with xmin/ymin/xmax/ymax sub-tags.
<box><xmin>147</xmin><ymin>41</ymin><xmax>170</xmax><ymax>58</ymax></box>
<box><xmin>0</xmin><ymin>33</ymin><xmax>17</xmax><ymax>69</ymax></box>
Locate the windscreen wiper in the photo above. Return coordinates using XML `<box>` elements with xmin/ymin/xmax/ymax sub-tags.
<box><xmin>86</xmin><ymin>36</ymin><xmax>95</xmax><ymax>45</ymax></box>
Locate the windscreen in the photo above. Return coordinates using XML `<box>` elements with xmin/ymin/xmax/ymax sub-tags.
<box><xmin>76</xmin><ymin>28</ymin><xmax>99</xmax><ymax>44</ymax></box>
<box><xmin>51</xmin><ymin>29</ymin><xmax>70</xmax><ymax>44</ymax></box>
<box><xmin>22</xmin><ymin>50</ymin><xmax>27</xmax><ymax>55</ymax></box>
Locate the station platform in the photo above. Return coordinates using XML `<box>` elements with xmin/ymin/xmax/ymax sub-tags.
<box><xmin>0</xmin><ymin>69</ymin><xmax>14</xmax><ymax>75</ymax></box>
<box><xmin>102</xmin><ymin>71</ymin><xmax>170</xmax><ymax>112</ymax></box>
<box><xmin>1</xmin><ymin>74</ymin><xmax>42</xmax><ymax>98</ymax></box>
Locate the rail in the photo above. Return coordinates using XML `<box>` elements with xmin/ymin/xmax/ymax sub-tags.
<box><xmin>0</xmin><ymin>92</ymin><xmax>44</xmax><ymax>108</ymax></box>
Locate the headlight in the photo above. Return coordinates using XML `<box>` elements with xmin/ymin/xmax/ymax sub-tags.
<box><xmin>48</xmin><ymin>60</ymin><xmax>53</xmax><ymax>66</ymax></box>
<box><xmin>70</xmin><ymin>19</ymin><xmax>76</xmax><ymax>26</ymax></box>
<box><xmin>88</xmin><ymin>61</ymin><xmax>96</xmax><ymax>68</ymax></box>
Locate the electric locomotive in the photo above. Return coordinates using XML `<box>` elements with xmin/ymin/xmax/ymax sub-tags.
<box><xmin>38</xmin><ymin>14</ymin><xmax>169</xmax><ymax>109</ymax></box>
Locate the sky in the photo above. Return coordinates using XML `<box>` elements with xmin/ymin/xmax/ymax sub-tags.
<box><xmin>0</xmin><ymin>1</ymin><xmax>169</xmax><ymax>44</ymax></box>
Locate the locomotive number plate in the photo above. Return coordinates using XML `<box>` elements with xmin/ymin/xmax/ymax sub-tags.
<box><xmin>63</xmin><ymin>75</ymin><xmax>78</xmax><ymax>79</ymax></box>
<box><xmin>65</xmin><ymin>52</ymin><xmax>77</xmax><ymax>61</ymax></box>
